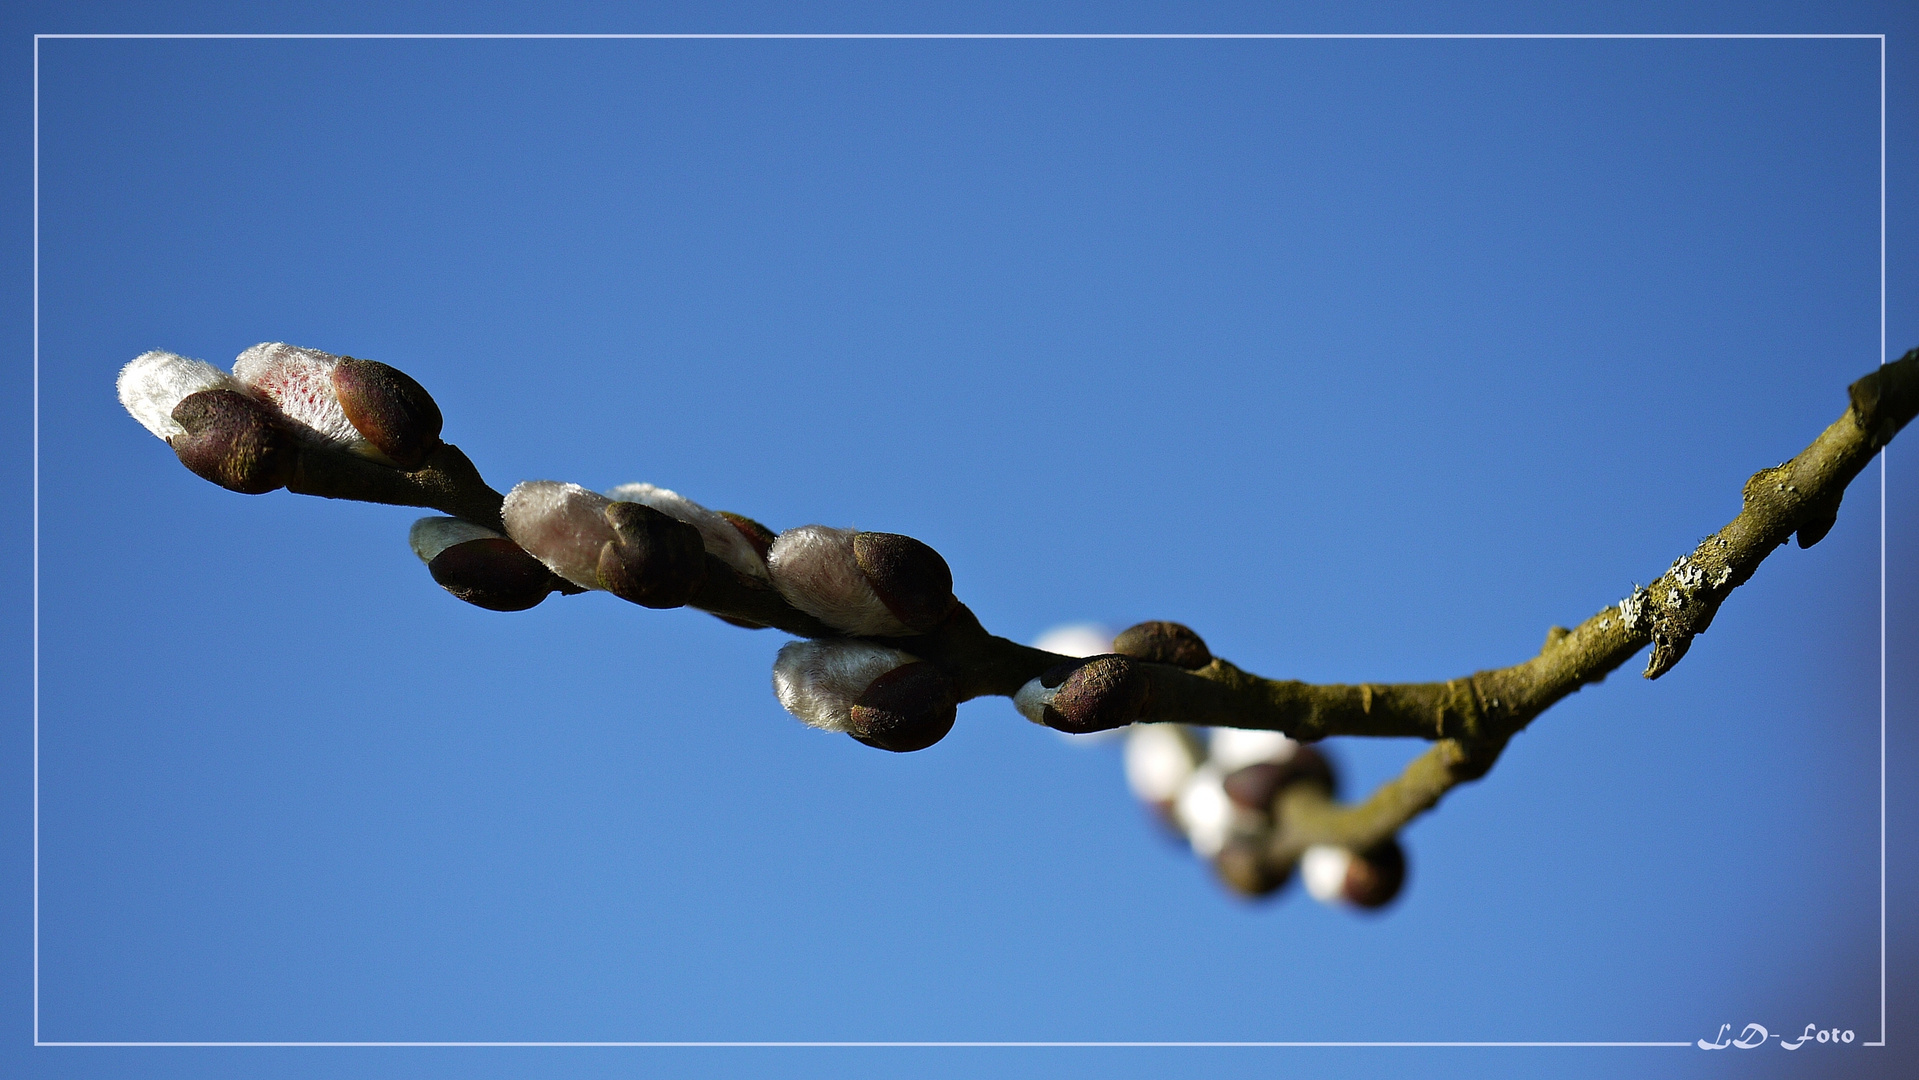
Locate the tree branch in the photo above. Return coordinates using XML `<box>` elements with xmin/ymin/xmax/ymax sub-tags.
<box><xmin>287</xmin><ymin>441</ymin><xmax>508</xmax><ymax>532</ymax></box>
<box><xmin>126</xmin><ymin>344</ymin><xmax>1916</xmax><ymax>904</ymax></box>
<box><xmin>183</xmin><ymin>348</ymin><xmax>1918</xmax><ymax>751</ymax></box>
<box><xmin>1212</xmin><ymin>349</ymin><xmax>1918</xmax><ymax>871</ymax></box>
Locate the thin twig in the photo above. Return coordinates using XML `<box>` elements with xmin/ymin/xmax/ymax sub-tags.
<box><xmin>1231</xmin><ymin>349</ymin><xmax>1917</xmax><ymax>860</ymax></box>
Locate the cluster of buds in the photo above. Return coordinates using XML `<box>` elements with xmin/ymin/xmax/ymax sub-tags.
<box><xmin>123</xmin><ymin>346</ymin><xmax>968</xmax><ymax>750</ymax></box>
<box><xmin>1013</xmin><ymin>654</ymin><xmax>1153</xmax><ymax>734</ymax></box>
<box><xmin>121</xmin><ymin>344</ymin><xmax>1420</xmax><ymax>898</ymax></box>
<box><xmin>486</xmin><ymin>481</ymin><xmax>782</xmax><ymax>610</ymax></box>
<box><xmin>763</xmin><ymin>525</ymin><xmax>963</xmax><ymax>750</ymax></box>
<box><xmin>1109</xmin><ymin>620</ymin><xmax>1406</xmax><ymax>909</ymax></box>
<box><xmin>1300</xmin><ymin>838</ymin><xmax>1408</xmax><ymax>911</ymax></box>
<box><xmin>117</xmin><ymin>344</ymin><xmax>610</xmax><ymax>614</ymax></box>
<box><xmin>117</xmin><ymin>343</ymin><xmax>445</xmax><ymax>493</ymax></box>
<box><xmin>495</xmin><ymin>476</ymin><xmax>966</xmax><ymax>749</ymax></box>
<box><xmin>770</xmin><ymin>640</ymin><xmax>959</xmax><ymax>752</ymax></box>
<box><xmin>766</xmin><ymin>526</ymin><xmax>957</xmax><ymax>636</ymax></box>
<box><xmin>1010</xmin><ymin>619</ymin><xmax>1215</xmax><ymax>735</ymax></box>
<box><xmin>501</xmin><ymin>482</ymin><xmax>714</xmax><ymax>608</ymax></box>
<box><xmin>407</xmin><ymin>516</ymin><xmax>579</xmax><ymax>612</ymax></box>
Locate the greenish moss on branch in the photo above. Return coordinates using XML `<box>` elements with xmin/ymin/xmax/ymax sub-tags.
<box><xmin>1207</xmin><ymin>348</ymin><xmax>1917</xmax><ymax>871</ymax></box>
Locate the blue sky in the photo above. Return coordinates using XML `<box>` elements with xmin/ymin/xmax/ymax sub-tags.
<box><xmin>5</xmin><ymin>3</ymin><xmax>1917</xmax><ymax>1079</ymax></box>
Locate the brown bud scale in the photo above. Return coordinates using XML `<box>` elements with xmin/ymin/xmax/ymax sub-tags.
<box><xmin>849</xmin><ymin>661</ymin><xmax>957</xmax><ymax>753</ymax></box>
<box><xmin>169</xmin><ymin>389</ymin><xmax>298</xmax><ymax>494</ymax></box>
<box><xmin>1223</xmin><ymin>745</ymin><xmax>1337</xmax><ymax>813</ymax></box>
<box><xmin>1044</xmin><ymin>654</ymin><xmax>1152</xmax><ymax>734</ymax></box>
<box><xmin>331</xmin><ymin>357</ymin><xmax>444</xmax><ymax>469</ymax></box>
<box><xmin>1343</xmin><ymin>838</ymin><xmax>1407</xmax><ymax>909</ymax></box>
<box><xmin>1214</xmin><ymin>838</ymin><xmax>1290</xmax><ymax>899</ymax></box>
<box><xmin>852</xmin><ymin>532</ymin><xmax>957</xmax><ymax>634</ymax></box>
<box><xmin>1112</xmin><ymin>621</ymin><xmax>1213</xmax><ymax>669</ymax></box>
<box><xmin>428</xmin><ymin>537</ymin><xmax>567</xmax><ymax>611</ymax></box>
<box><xmin>1222</xmin><ymin>763</ymin><xmax>1286</xmax><ymax>811</ymax></box>
<box><xmin>598</xmin><ymin>501</ymin><xmax>708</xmax><ymax>608</ymax></box>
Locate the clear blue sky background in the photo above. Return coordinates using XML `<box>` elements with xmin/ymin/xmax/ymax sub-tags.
<box><xmin>4</xmin><ymin>2</ymin><xmax>1916</xmax><ymax>1079</ymax></box>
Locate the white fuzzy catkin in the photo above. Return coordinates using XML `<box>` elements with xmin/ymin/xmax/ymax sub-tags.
<box><xmin>501</xmin><ymin>481</ymin><xmax>616</xmax><ymax>590</ymax></box>
<box><xmin>1012</xmin><ymin>677</ymin><xmax>1056</xmax><ymax>726</ymax></box>
<box><xmin>1301</xmin><ymin>845</ymin><xmax>1355</xmax><ymax>905</ymax></box>
<box><xmin>232</xmin><ymin>342</ymin><xmax>367</xmax><ymax>452</ymax></box>
<box><xmin>1207</xmin><ymin>728</ymin><xmax>1298</xmax><ymax>774</ymax></box>
<box><xmin>771</xmin><ymin>639</ymin><xmax>915</xmax><ymax>733</ymax></box>
<box><xmin>604</xmin><ymin>482</ymin><xmax>769</xmax><ymax>581</ymax></box>
<box><xmin>1124</xmin><ymin>724</ymin><xmax>1202</xmax><ymax>804</ymax></box>
<box><xmin>1032</xmin><ymin>623</ymin><xmax>1114</xmax><ymax>659</ymax></box>
<box><xmin>117</xmin><ymin>350</ymin><xmax>241</xmax><ymax>440</ymax></box>
<box><xmin>408</xmin><ymin>516</ymin><xmax>505</xmax><ymax>564</ymax></box>
<box><xmin>1173</xmin><ymin>765</ymin><xmax>1237</xmax><ymax>858</ymax></box>
<box><xmin>766</xmin><ymin>525</ymin><xmax>911</xmax><ymax>636</ymax></box>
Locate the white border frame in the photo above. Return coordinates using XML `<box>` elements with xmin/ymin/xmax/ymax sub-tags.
<box><xmin>30</xmin><ymin>30</ymin><xmax>1890</xmax><ymax>1052</ymax></box>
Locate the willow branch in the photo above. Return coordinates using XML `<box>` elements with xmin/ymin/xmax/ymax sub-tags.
<box><xmin>1220</xmin><ymin>349</ymin><xmax>1918</xmax><ymax>863</ymax></box>
<box><xmin>137</xmin><ymin>345</ymin><xmax>1915</xmax><ymax>878</ymax></box>
<box><xmin>288</xmin><ymin>441</ymin><xmax>508</xmax><ymax>532</ymax></box>
<box><xmin>255</xmin><ymin>349</ymin><xmax>1917</xmax><ymax>753</ymax></box>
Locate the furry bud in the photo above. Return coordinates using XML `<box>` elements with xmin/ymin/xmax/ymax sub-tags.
<box><xmin>1122</xmin><ymin>724</ymin><xmax>1204</xmax><ymax>806</ymax></box>
<box><xmin>768</xmin><ymin>526</ymin><xmax>956</xmax><ymax>636</ymax></box>
<box><xmin>169</xmin><ymin>389</ymin><xmax>298</xmax><ymax>494</ymax></box>
<box><xmin>410</xmin><ymin>516</ymin><xmax>571</xmax><ymax>612</ymax></box>
<box><xmin>1221</xmin><ymin>764</ymin><xmax>1288</xmax><ymax>814</ymax></box>
<box><xmin>1112</xmin><ymin>621</ymin><xmax>1213</xmax><ymax>669</ymax></box>
<box><xmin>598</xmin><ymin>501</ymin><xmax>708</xmax><ymax>608</ymax></box>
<box><xmin>118</xmin><ymin>350</ymin><xmax>242</xmax><ymax>440</ymax></box>
<box><xmin>1173</xmin><ymin>764</ymin><xmax>1260</xmax><ymax>858</ymax></box>
<box><xmin>502</xmin><ymin>481</ymin><xmax>616</xmax><ymax>590</ymax></box>
<box><xmin>605</xmin><ymin>483</ymin><xmax>770</xmax><ymax>581</ymax></box>
<box><xmin>429</xmin><ymin>537</ymin><xmax>572</xmax><ymax>611</ymax></box>
<box><xmin>1032</xmin><ymin>623</ymin><xmax>1115</xmax><ymax>659</ymax></box>
<box><xmin>1342</xmin><ymin>838</ymin><xmax>1407</xmax><ymax>909</ymax></box>
<box><xmin>1302</xmin><ymin>838</ymin><xmax>1406</xmax><ymax>910</ymax></box>
<box><xmin>232</xmin><ymin>343</ymin><xmax>370</xmax><ymax>455</ymax></box>
<box><xmin>1221</xmin><ymin>744</ymin><xmax>1336</xmax><ymax>815</ymax></box>
<box><xmin>1300</xmin><ymin>845</ymin><xmax>1352</xmax><ymax>905</ymax></box>
<box><xmin>772</xmin><ymin>639</ymin><xmax>915</xmax><ymax>733</ymax></box>
<box><xmin>1207</xmin><ymin>728</ymin><xmax>1297</xmax><ymax>773</ymax></box>
<box><xmin>409</xmin><ymin>516</ymin><xmax>501</xmax><ymax>562</ymax></box>
<box><xmin>1014</xmin><ymin>655</ymin><xmax>1152</xmax><ymax>734</ymax></box>
<box><xmin>1214</xmin><ymin>837</ymin><xmax>1290</xmax><ymax>899</ymax></box>
<box><xmin>848</xmin><ymin>660</ymin><xmax>958</xmax><ymax>753</ymax></box>
<box><xmin>851</xmin><ymin>532</ymin><xmax>957</xmax><ymax>632</ymax></box>
<box><xmin>330</xmin><ymin>356</ymin><xmax>443</xmax><ymax>468</ymax></box>
<box><xmin>768</xmin><ymin>526</ymin><xmax>902</xmax><ymax>634</ymax></box>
